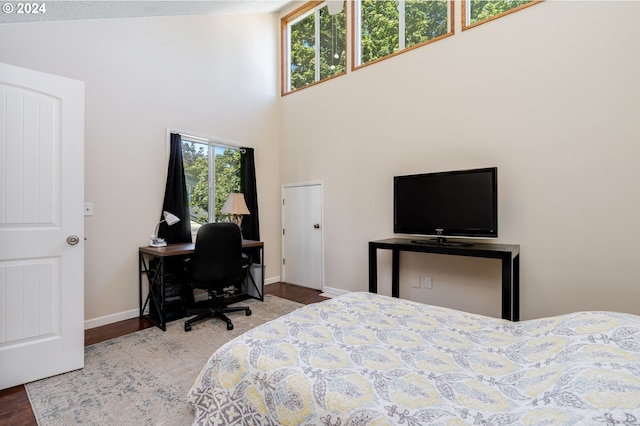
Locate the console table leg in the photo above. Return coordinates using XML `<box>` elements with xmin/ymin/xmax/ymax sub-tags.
<box><xmin>513</xmin><ymin>254</ymin><xmax>520</xmax><ymax>321</ymax></box>
<box><xmin>368</xmin><ymin>243</ymin><xmax>377</xmax><ymax>293</ymax></box>
<box><xmin>392</xmin><ymin>250</ymin><xmax>400</xmax><ymax>298</ymax></box>
<box><xmin>501</xmin><ymin>258</ymin><xmax>512</xmax><ymax>321</ymax></box>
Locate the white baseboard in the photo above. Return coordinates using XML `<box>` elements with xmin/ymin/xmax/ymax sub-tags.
<box><xmin>320</xmin><ymin>286</ymin><xmax>349</xmax><ymax>297</ymax></box>
<box><xmin>85</xmin><ymin>275</ymin><xmax>282</xmax><ymax>330</ymax></box>
<box><xmin>84</xmin><ymin>308</ymin><xmax>139</xmax><ymax>330</ymax></box>
<box><xmin>265</xmin><ymin>276</ymin><xmax>280</xmax><ymax>285</ymax></box>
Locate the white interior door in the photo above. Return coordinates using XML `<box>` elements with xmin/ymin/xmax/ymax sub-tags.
<box><xmin>282</xmin><ymin>183</ymin><xmax>323</xmax><ymax>290</ymax></box>
<box><xmin>0</xmin><ymin>62</ymin><xmax>85</xmax><ymax>390</ymax></box>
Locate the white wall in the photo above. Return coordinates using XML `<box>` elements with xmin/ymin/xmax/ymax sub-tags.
<box><xmin>0</xmin><ymin>13</ymin><xmax>282</xmax><ymax>324</ymax></box>
<box><xmin>279</xmin><ymin>1</ymin><xmax>640</xmax><ymax>319</ymax></box>
<box><xmin>1</xmin><ymin>1</ymin><xmax>639</xmax><ymax>325</ymax></box>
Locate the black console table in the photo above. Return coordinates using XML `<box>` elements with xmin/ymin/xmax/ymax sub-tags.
<box><xmin>369</xmin><ymin>238</ymin><xmax>520</xmax><ymax>321</ymax></box>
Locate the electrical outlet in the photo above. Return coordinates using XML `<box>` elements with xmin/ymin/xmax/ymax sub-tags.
<box><xmin>84</xmin><ymin>202</ymin><xmax>94</xmax><ymax>216</ymax></box>
<box><xmin>411</xmin><ymin>276</ymin><xmax>420</xmax><ymax>288</ymax></box>
<box><xmin>422</xmin><ymin>276</ymin><xmax>432</xmax><ymax>289</ymax></box>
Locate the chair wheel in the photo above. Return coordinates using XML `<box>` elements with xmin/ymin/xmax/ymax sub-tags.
<box><xmin>227</xmin><ymin>322</ymin><xmax>234</xmax><ymax>331</ymax></box>
<box><xmin>185</xmin><ymin>323</ymin><xmax>192</xmax><ymax>332</ymax></box>
<box><xmin>246</xmin><ymin>309</ymin><xmax>252</xmax><ymax>316</ymax></box>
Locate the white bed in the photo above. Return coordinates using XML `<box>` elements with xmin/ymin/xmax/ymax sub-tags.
<box><xmin>187</xmin><ymin>292</ymin><xmax>640</xmax><ymax>425</ymax></box>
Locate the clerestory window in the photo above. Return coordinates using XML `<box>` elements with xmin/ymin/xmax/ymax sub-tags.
<box><xmin>353</xmin><ymin>0</ymin><xmax>453</xmax><ymax>69</ymax></box>
<box><xmin>281</xmin><ymin>0</ymin><xmax>540</xmax><ymax>94</ymax></box>
<box><xmin>462</xmin><ymin>0</ymin><xmax>542</xmax><ymax>30</ymax></box>
<box><xmin>282</xmin><ymin>1</ymin><xmax>347</xmax><ymax>95</ymax></box>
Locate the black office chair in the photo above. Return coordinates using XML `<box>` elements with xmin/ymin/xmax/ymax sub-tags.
<box><xmin>184</xmin><ymin>222</ymin><xmax>251</xmax><ymax>332</ymax></box>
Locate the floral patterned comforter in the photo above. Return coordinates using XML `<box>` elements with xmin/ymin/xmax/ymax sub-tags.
<box><xmin>187</xmin><ymin>292</ymin><xmax>640</xmax><ymax>425</ymax></box>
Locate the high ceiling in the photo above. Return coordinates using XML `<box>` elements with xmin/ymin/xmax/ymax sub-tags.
<box><xmin>0</xmin><ymin>1</ymin><xmax>296</xmax><ymax>24</ymax></box>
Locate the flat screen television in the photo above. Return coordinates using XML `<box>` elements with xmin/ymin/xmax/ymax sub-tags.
<box><xmin>394</xmin><ymin>167</ymin><xmax>497</xmax><ymax>245</ymax></box>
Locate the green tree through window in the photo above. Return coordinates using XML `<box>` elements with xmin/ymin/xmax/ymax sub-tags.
<box><xmin>405</xmin><ymin>1</ymin><xmax>450</xmax><ymax>48</ymax></box>
<box><xmin>465</xmin><ymin>0</ymin><xmax>539</xmax><ymax>29</ymax></box>
<box><xmin>290</xmin><ymin>12</ymin><xmax>315</xmax><ymax>91</ymax></box>
<box><xmin>283</xmin><ymin>0</ymin><xmax>538</xmax><ymax>93</ymax></box>
<box><xmin>357</xmin><ymin>0</ymin><xmax>451</xmax><ymax>67</ymax></box>
<box><xmin>360</xmin><ymin>1</ymin><xmax>399</xmax><ymax>64</ymax></box>
<box><xmin>285</xmin><ymin>2</ymin><xmax>346</xmax><ymax>93</ymax></box>
<box><xmin>182</xmin><ymin>139</ymin><xmax>241</xmax><ymax>232</ymax></box>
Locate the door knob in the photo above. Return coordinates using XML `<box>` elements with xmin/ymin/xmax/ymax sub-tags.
<box><xmin>313</xmin><ymin>224</ymin><xmax>320</xmax><ymax>229</ymax></box>
<box><xmin>67</xmin><ymin>235</ymin><xmax>80</xmax><ymax>245</ymax></box>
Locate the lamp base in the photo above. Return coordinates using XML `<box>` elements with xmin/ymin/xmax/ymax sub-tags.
<box><xmin>149</xmin><ymin>237</ymin><xmax>167</xmax><ymax>247</ymax></box>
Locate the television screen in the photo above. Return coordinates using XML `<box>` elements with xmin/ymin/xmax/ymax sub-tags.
<box><xmin>394</xmin><ymin>167</ymin><xmax>497</xmax><ymax>241</ymax></box>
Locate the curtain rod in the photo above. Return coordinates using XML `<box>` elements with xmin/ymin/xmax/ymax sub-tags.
<box><xmin>178</xmin><ymin>132</ymin><xmax>247</xmax><ymax>153</ymax></box>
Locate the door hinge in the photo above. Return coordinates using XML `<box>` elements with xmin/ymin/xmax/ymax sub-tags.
<box><xmin>282</xmin><ymin>258</ymin><xmax>285</xmax><ymax>265</ymax></box>
<box><xmin>283</xmin><ymin>228</ymin><xmax>285</xmax><ymax>235</ymax></box>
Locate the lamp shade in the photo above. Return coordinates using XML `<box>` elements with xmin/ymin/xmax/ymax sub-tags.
<box><xmin>221</xmin><ymin>193</ymin><xmax>250</xmax><ymax>215</ymax></box>
<box><xmin>163</xmin><ymin>211</ymin><xmax>180</xmax><ymax>226</ymax></box>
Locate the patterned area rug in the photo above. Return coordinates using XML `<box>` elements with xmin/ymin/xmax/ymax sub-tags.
<box><xmin>25</xmin><ymin>295</ymin><xmax>303</xmax><ymax>425</ymax></box>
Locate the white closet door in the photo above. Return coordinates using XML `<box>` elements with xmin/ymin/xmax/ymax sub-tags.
<box><xmin>282</xmin><ymin>183</ymin><xmax>323</xmax><ymax>290</ymax></box>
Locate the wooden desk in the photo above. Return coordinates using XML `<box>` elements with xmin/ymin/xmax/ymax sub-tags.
<box><xmin>139</xmin><ymin>240</ymin><xmax>264</xmax><ymax>331</ymax></box>
<box><xmin>369</xmin><ymin>238</ymin><xmax>520</xmax><ymax>321</ymax></box>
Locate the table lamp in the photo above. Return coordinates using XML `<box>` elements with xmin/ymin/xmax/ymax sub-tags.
<box><xmin>221</xmin><ymin>193</ymin><xmax>250</xmax><ymax>230</ymax></box>
<box><xmin>149</xmin><ymin>211</ymin><xmax>180</xmax><ymax>247</ymax></box>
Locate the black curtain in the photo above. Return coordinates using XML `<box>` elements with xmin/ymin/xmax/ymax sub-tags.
<box><xmin>158</xmin><ymin>133</ymin><xmax>192</xmax><ymax>243</ymax></box>
<box><xmin>240</xmin><ymin>147</ymin><xmax>260</xmax><ymax>250</ymax></box>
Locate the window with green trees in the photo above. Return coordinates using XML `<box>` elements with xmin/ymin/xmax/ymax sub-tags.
<box><xmin>354</xmin><ymin>0</ymin><xmax>452</xmax><ymax>68</ymax></box>
<box><xmin>463</xmin><ymin>0</ymin><xmax>541</xmax><ymax>30</ymax></box>
<box><xmin>182</xmin><ymin>138</ymin><xmax>241</xmax><ymax>234</ymax></box>
<box><xmin>282</xmin><ymin>0</ymin><xmax>540</xmax><ymax>94</ymax></box>
<box><xmin>283</xmin><ymin>1</ymin><xmax>346</xmax><ymax>94</ymax></box>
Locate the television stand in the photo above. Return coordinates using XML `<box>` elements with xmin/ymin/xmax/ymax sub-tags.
<box><xmin>369</xmin><ymin>238</ymin><xmax>520</xmax><ymax>321</ymax></box>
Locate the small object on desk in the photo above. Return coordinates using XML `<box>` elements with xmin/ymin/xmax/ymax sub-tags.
<box><xmin>149</xmin><ymin>236</ymin><xmax>167</xmax><ymax>247</ymax></box>
<box><xmin>149</xmin><ymin>210</ymin><xmax>181</xmax><ymax>247</ymax></box>
<box><xmin>221</xmin><ymin>192</ymin><xmax>250</xmax><ymax>237</ymax></box>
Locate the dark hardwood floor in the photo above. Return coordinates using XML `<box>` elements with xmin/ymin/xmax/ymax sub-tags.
<box><xmin>0</xmin><ymin>283</ymin><xmax>327</xmax><ymax>426</ymax></box>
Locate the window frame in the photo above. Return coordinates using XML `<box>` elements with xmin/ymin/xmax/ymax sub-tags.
<box><xmin>281</xmin><ymin>1</ymin><xmax>347</xmax><ymax>96</ymax></box>
<box><xmin>461</xmin><ymin>0</ymin><xmax>543</xmax><ymax>31</ymax></box>
<box><xmin>281</xmin><ymin>0</ymin><xmax>541</xmax><ymax>94</ymax></box>
<box><xmin>180</xmin><ymin>133</ymin><xmax>243</xmax><ymax>235</ymax></box>
<box><xmin>351</xmin><ymin>0</ymin><xmax>455</xmax><ymax>71</ymax></box>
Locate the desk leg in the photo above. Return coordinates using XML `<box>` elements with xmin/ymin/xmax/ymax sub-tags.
<box><xmin>158</xmin><ymin>258</ymin><xmax>166</xmax><ymax>330</ymax></box>
<box><xmin>259</xmin><ymin>245</ymin><xmax>264</xmax><ymax>301</ymax></box>
<box><xmin>242</xmin><ymin>245</ymin><xmax>264</xmax><ymax>302</ymax></box>
<box><xmin>392</xmin><ymin>249</ymin><xmax>400</xmax><ymax>298</ymax></box>
<box><xmin>140</xmin><ymin>255</ymin><xmax>167</xmax><ymax>331</ymax></box>
<box><xmin>246</xmin><ymin>266</ymin><xmax>263</xmax><ymax>301</ymax></box>
<box><xmin>138</xmin><ymin>253</ymin><xmax>144</xmax><ymax>318</ymax></box>
<box><xmin>368</xmin><ymin>243</ymin><xmax>377</xmax><ymax>293</ymax></box>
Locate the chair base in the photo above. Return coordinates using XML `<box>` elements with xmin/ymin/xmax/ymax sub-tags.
<box><xmin>184</xmin><ymin>304</ymin><xmax>251</xmax><ymax>331</ymax></box>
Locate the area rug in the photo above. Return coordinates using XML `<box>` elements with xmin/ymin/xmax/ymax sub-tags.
<box><xmin>25</xmin><ymin>295</ymin><xmax>303</xmax><ymax>425</ymax></box>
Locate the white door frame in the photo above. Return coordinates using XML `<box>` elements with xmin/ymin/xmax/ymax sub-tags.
<box><xmin>281</xmin><ymin>181</ymin><xmax>324</xmax><ymax>291</ymax></box>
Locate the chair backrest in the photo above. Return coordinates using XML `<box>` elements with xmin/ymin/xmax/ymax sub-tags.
<box><xmin>190</xmin><ymin>222</ymin><xmax>243</xmax><ymax>289</ymax></box>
